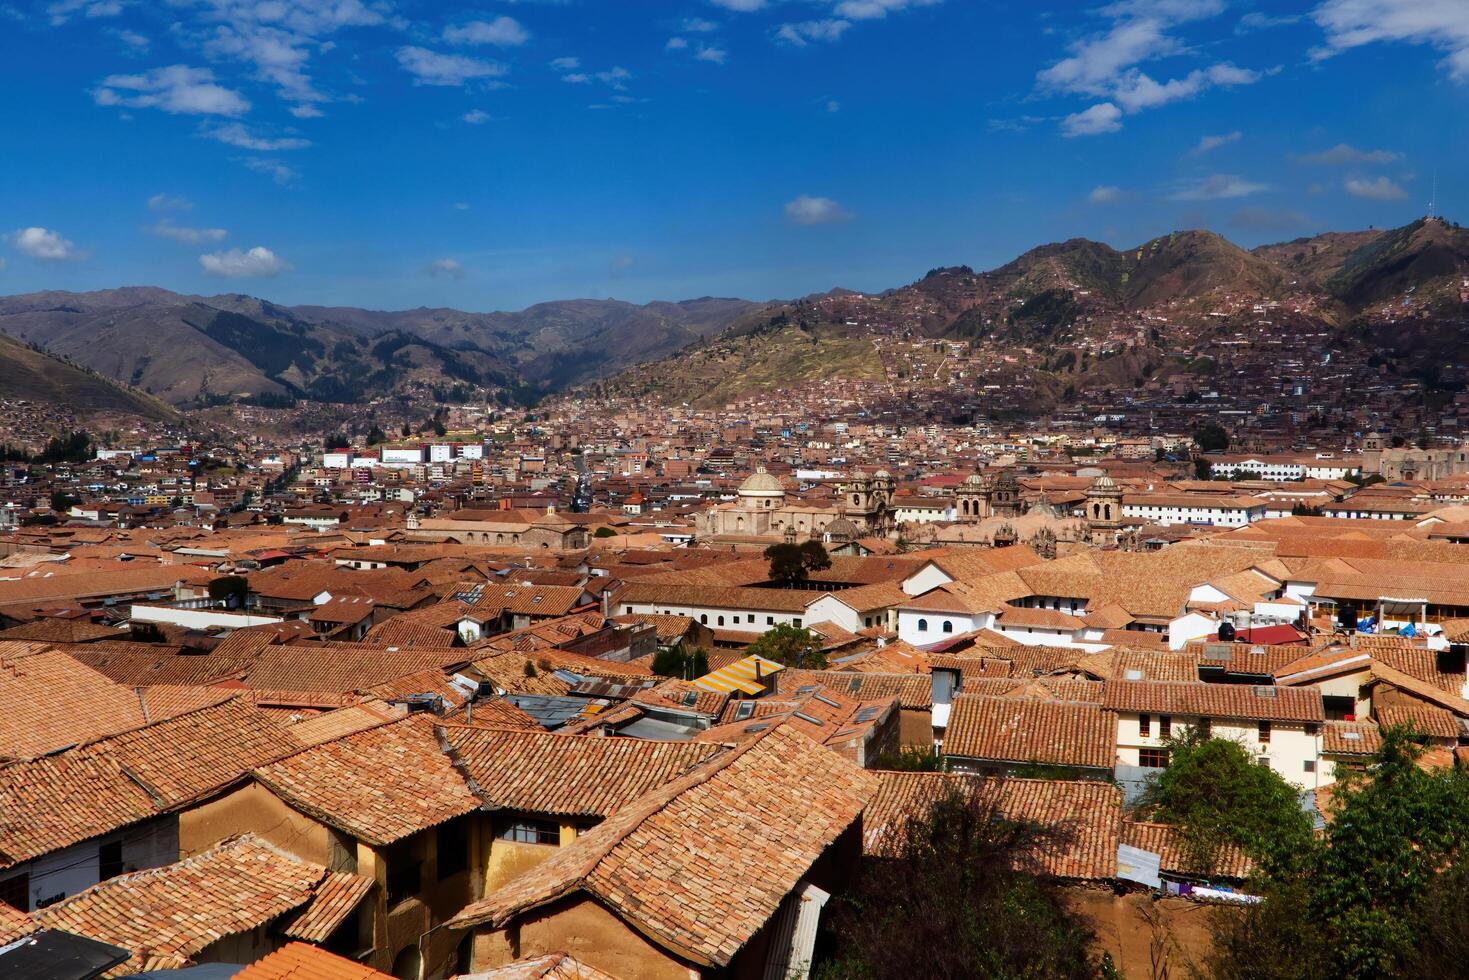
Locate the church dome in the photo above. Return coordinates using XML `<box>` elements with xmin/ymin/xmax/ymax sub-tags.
<box><xmin>1088</xmin><ymin>474</ymin><xmax>1118</xmax><ymax>493</ymax></box>
<box><xmin>738</xmin><ymin>465</ymin><xmax>786</xmax><ymax>497</ymax></box>
<box><xmin>874</xmin><ymin>469</ymin><xmax>891</xmax><ymax>479</ymax></box>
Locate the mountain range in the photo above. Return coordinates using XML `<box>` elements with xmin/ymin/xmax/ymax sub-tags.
<box><xmin>0</xmin><ymin>288</ymin><xmax>760</xmax><ymax>410</ymax></box>
<box><xmin>3</xmin><ymin>217</ymin><xmax>1466</xmax><ymax>420</ymax></box>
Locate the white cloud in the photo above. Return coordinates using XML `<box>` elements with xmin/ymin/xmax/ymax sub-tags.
<box><xmin>462</xmin><ymin>109</ymin><xmax>490</xmax><ymax>124</ymax></box>
<box><xmin>200</xmin><ymin>246</ymin><xmax>289</xmax><ymax>278</ymax></box>
<box><xmin>1298</xmin><ymin>143</ymin><xmax>1402</xmax><ymax>165</ymax></box>
<box><xmin>452</xmin><ymin>202</ymin><xmax>470</xmax><ymax>210</ymax></box>
<box><xmin>666</xmin><ymin>36</ymin><xmax>689</xmax><ymax>50</ymax></box>
<box><xmin>1039</xmin><ymin>19</ymin><xmax>1179</xmax><ymax>94</ymax></box>
<box><xmin>596</xmin><ymin>66</ymin><xmax>631</xmax><ymax>86</ymax></box>
<box><xmin>9</xmin><ymin>227</ymin><xmax>80</xmax><ymax>261</ymax></box>
<box><xmin>826</xmin><ymin>99</ymin><xmax>841</xmax><ymax>112</ymax></box>
<box><xmin>150</xmin><ymin>219</ymin><xmax>227</xmax><ymax>245</ymax></box>
<box><xmin>444</xmin><ymin>16</ymin><xmax>530</xmax><ymax>47</ymax></box>
<box><xmin>290</xmin><ymin>104</ymin><xmax>324</xmax><ymax>119</ymax></box>
<box><xmin>1169</xmin><ymin>174</ymin><xmax>1268</xmax><ymax>200</ymax></box>
<box><xmin>1109</xmin><ymin>63</ymin><xmax>1262</xmax><ymax>112</ymax></box>
<box><xmin>550</xmin><ymin>56</ymin><xmax>580</xmax><ymax>71</ymax></box>
<box><xmin>682</xmin><ymin>17</ymin><xmax>719</xmax><ymax>32</ymax></box>
<box><xmin>562</xmin><ymin>73</ymin><xmax>590</xmax><ymax>83</ymax></box>
<box><xmin>397</xmin><ymin>46</ymin><xmax>508</xmax><ymax>86</ymax></box>
<box><xmin>695</xmin><ymin>45</ymin><xmax>727</xmax><ymax>63</ymax></box>
<box><xmin>1038</xmin><ymin>3</ymin><xmax>1267</xmax><ymax>135</ymax></box>
<box><xmin>207</xmin><ymin>122</ymin><xmax>311</xmax><ymax>151</ymax></box>
<box><xmin>115</xmin><ymin>28</ymin><xmax>149</xmax><ymax>50</ymax></box>
<box><xmin>711</xmin><ymin>0</ymin><xmax>765</xmax><ymax>10</ymax></box>
<box><xmin>1061</xmin><ymin>102</ymin><xmax>1123</xmax><ymax>136</ymax></box>
<box><xmin>834</xmin><ymin>0</ymin><xmax>941</xmax><ymax>20</ymax></box>
<box><xmin>784</xmin><ymin>195</ymin><xmax>853</xmax><ymax>225</ymax></box>
<box><xmin>46</xmin><ymin>0</ymin><xmax>124</xmax><ymax>25</ymax></box>
<box><xmin>148</xmin><ymin>193</ymin><xmax>192</xmax><ymax>212</ymax></box>
<box><xmin>1191</xmin><ymin>130</ymin><xmax>1241</xmax><ymax>154</ymax></box>
<box><xmin>776</xmin><ymin>19</ymin><xmax>851</xmax><ymax>46</ymax></box>
<box><xmin>1345</xmin><ymin>175</ymin><xmax>1408</xmax><ymax>200</ymax></box>
<box><xmin>426</xmin><ymin>257</ymin><xmax>465</xmax><ymax>279</ymax></box>
<box><xmin>1313</xmin><ymin>0</ymin><xmax>1469</xmax><ymax>80</ymax></box>
<box><xmin>242</xmin><ymin>157</ymin><xmax>299</xmax><ymax>185</ymax></box>
<box><xmin>94</xmin><ymin>65</ymin><xmax>249</xmax><ymax>116</ymax></box>
<box><xmin>1089</xmin><ymin>185</ymin><xmax>1123</xmax><ymax>204</ymax></box>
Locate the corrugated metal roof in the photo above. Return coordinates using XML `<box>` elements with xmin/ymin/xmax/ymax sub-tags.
<box><xmin>692</xmin><ymin>654</ymin><xmax>786</xmax><ymax>695</ymax></box>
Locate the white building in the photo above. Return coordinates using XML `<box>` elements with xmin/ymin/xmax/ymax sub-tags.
<box><xmin>1121</xmin><ymin>493</ymin><xmax>1266</xmax><ymax>527</ymax></box>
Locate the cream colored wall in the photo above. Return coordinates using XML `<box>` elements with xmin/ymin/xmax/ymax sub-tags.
<box><xmin>1115</xmin><ymin>713</ymin><xmax>1323</xmax><ymax>789</ymax></box>
<box><xmin>179</xmin><ymin>782</ymin><xmax>330</xmax><ymax>863</ymax></box>
<box><xmin>472</xmin><ymin>896</ymin><xmax>695</xmax><ymax>980</ymax></box>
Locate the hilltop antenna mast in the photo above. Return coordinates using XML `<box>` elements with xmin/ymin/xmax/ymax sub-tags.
<box><xmin>1429</xmin><ymin>173</ymin><xmax>1438</xmax><ymax>220</ymax></box>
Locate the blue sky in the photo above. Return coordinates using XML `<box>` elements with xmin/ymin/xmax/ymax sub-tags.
<box><xmin>1</xmin><ymin>0</ymin><xmax>1466</xmax><ymax>310</ymax></box>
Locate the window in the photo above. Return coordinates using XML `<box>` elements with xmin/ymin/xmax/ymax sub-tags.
<box><xmin>497</xmin><ymin>818</ymin><xmax>559</xmax><ymax>846</ymax></box>
<box><xmin>767</xmin><ymin>616</ymin><xmax>774</xmax><ymax>625</ymax></box>
<box><xmin>942</xmin><ymin>620</ymin><xmax>953</xmax><ymax>633</ymax></box>
<box><xmin>1197</xmin><ymin>718</ymin><xmax>1211</xmax><ymax>738</ymax></box>
<box><xmin>1303</xmin><ymin>760</ymin><xmax>1316</xmax><ymax>773</ymax></box>
<box><xmin>700</xmin><ymin>614</ymin><xmax>707</xmax><ymax>624</ymax></box>
<box><xmin>1140</xmin><ymin>748</ymin><xmax>1169</xmax><ymax>768</ymax></box>
<box><xmin>1139</xmin><ymin>713</ymin><xmax>1151</xmax><ymax>738</ymax></box>
<box><xmin>98</xmin><ymin>840</ymin><xmax>124</xmax><ymax>881</ymax></box>
<box><xmin>1258</xmin><ymin>721</ymin><xmax>1271</xmax><ymax>744</ymax></box>
<box><xmin>1305</xmin><ymin>723</ymin><xmax>1319</xmax><ymax>737</ymax></box>
<box><xmin>384</xmin><ymin>841</ymin><xmax>421</xmax><ymax>906</ymax></box>
<box><xmin>717</xmin><ymin>615</ymin><xmax>725</xmax><ymax>626</ymax></box>
<box><xmin>747</xmin><ymin>614</ymin><xmax>755</xmax><ymax>624</ymax></box>
<box><xmin>0</xmin><ymin>873</ymin><xmax>28</xmax><ymax>912</ymax></box>
<box><xmin>437</xmin><ymin>817</ymin><xmax>469</xmax><ymax>880</ymax></box>
<box><xmin>793</xmin><ymin>618</ymin><xmax>801</xmax><ymax>628</ymax></box>
<box><xmin>1160</xmin><ymin>715</ymin><xmax>1172</xmax><ymax>738</ymax></box>
<box><xmin>917</xmin><ymin>618</ymin><xmax>929</xmax><ymax>633</ymax></box>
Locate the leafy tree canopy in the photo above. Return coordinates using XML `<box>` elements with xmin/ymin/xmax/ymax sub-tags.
<box><xmin>745</xmin><ymin>623</ymin><xmax>826</xmax><ymax>669</ymax></box>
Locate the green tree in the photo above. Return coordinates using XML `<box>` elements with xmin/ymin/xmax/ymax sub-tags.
<box><xmin>207</xmin><ymin>575</ymin><xmax>250</xmax><ymax>608</ymax></box>
<box><xmin>366</xmin><ymin>424</ymin><xmax>386</xmax><ymax>445</ymax></box>
<box><xmin>650</xmin><ymin>643</ymin><xmax>709</xmax><ymax>680</ymax></box>
<box><xmin>1312</xmin><ymin>726</ymin><xmax>1469</xmax><ymax>977</ymax></box>
<box><xmin>873</xmin><ymin>745</ymin><xmax>943</xmax><ymax>772</ymax></box>
<box><xmin>764</xmin><ymin>540</ymin><xmax>831</xmax><ymax>585</ymax></box>
<box><xmin>1138</xmin><ymin>731</ymin><xmax>1314</xmax><ymax>877</ymax></box>
<box><xmin>49</xmin><ymin>491</ymin><xmax>79</xmax><ymax>513</ymax></box>
<box><xmin>1192</xmin><ymin>422</ymin><xmax>1230</xmax><ymax>453</ymax></box>
<box><xmin>815</xmin><ymin>789</ymin><xmax>1096</xmax><ymax>979</ymax></box>
<box><xmin>745</xmin><ymin>624</ymin><xmax>826</xmax><ymax>669</ymax></box>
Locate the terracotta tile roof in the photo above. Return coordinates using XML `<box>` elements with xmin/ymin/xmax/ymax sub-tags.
<box><xmin>943</xmin><ymin>695</ymin><xmax>1117</xmax><ymax>770</ymax></box>
<box><xmin>1103</xmin><ymin>680</ymin><xmax>1325</xmax><ymax>723</ymax></box>
<box><xmin>1187</xmin><ymin>640</ymin><xmax>1321</xmax><ymax>677</ymax></box>
<box><xmin>1072</xmin><ymin>648</ymin><xmax>1198</xmax><ymax>683</ymax></box>
<box><xmin>239</xmin><ymin>643</ymin><xmax>460</xmax><ymax>694</ymax></box>
<box><xmin>135</xmin><ymin>684</ymin><xmax>238</xmax><ymax>720</ymax></box>
<box><xmin>609</xmin><ymin>613</ymin><xmax>700</xmax><ymax>644</ymax></box>
<box><xmin>233</xmin><ymin>942</ymin><xmax>395</xmax><ymax>980</ymax></box>
<box><xmin>1322</xmin><ymin>720</ymin><xmax>1381</xmax><ymax>756</ymax></box>
<box><xmin>279</xmin><ymin>871</ymin><xmax>376</xmax><ymax>942</ymax></box>
<box><xmin>360</xmin><ymin>667</ymin><xmax>467</xmax><ymax>708</ymax></box>
<box><xmin>457</xmin><ymin>952</ymin><xmax>621</xmax><ymax>980</ymax></box>
<box><xmin>0</xmin><ymin>619</ymin><xmax>121</xmax><ymax>643</ymax></box>
<box><xmin>863</xmin><ymin>772</ymin><xmax>1121</xmax><ymax>880</ymax></box>
<box><xmin>995</xmin><ymin>604</ymin><xmax>1086</xmax><ymax>631</ymax></box>
<box><xmin>253</xmin><ymin>715</ymin><xmax>479</xmax><ymax>846</ymax></box>
<box><xmin>29</xmin><ymin>834</ymin><xmax>327</xmax><ymax>974</ymax></box>
<box><xmin>778</xmin><ymin>669</ymin><xmax>933</xmax><ymax>709</ymax></box>
<box><xmin>1376</xmin><ymin>703</ymin><xmax>1463</xmax><ymax>738</ymax></box>
<box><xmin>286</xmin><ymin>701</ymin><xmax>403</xmax><ymax>746</ymax></box>
<box><xmin>440</xmin><ymin>723</ymin><xmax>723</xmax><ymax>818</ymax></box>
<box><xmin>0</xmin><ymin>643</ymin><xmax>149</xmax><ymax>760</ymax></box>
<box><xmin>448</xmin><ymin>725</ymin><xmax>879</xmax><ymax>969</ymax></box>
<box><xmin>0</xmin><ymin>750</ymin><xmax>157</xmax><ymax>869</ymax></box>
<box><xmin>1121</xmin><ymin>820</ymin><xmax>1252</xmax><ymax>880</ymax></box>
<box><xmin>63</xmin><ymin>639</ymin><xmax>258</xmax><ymax>687</ymax></box>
